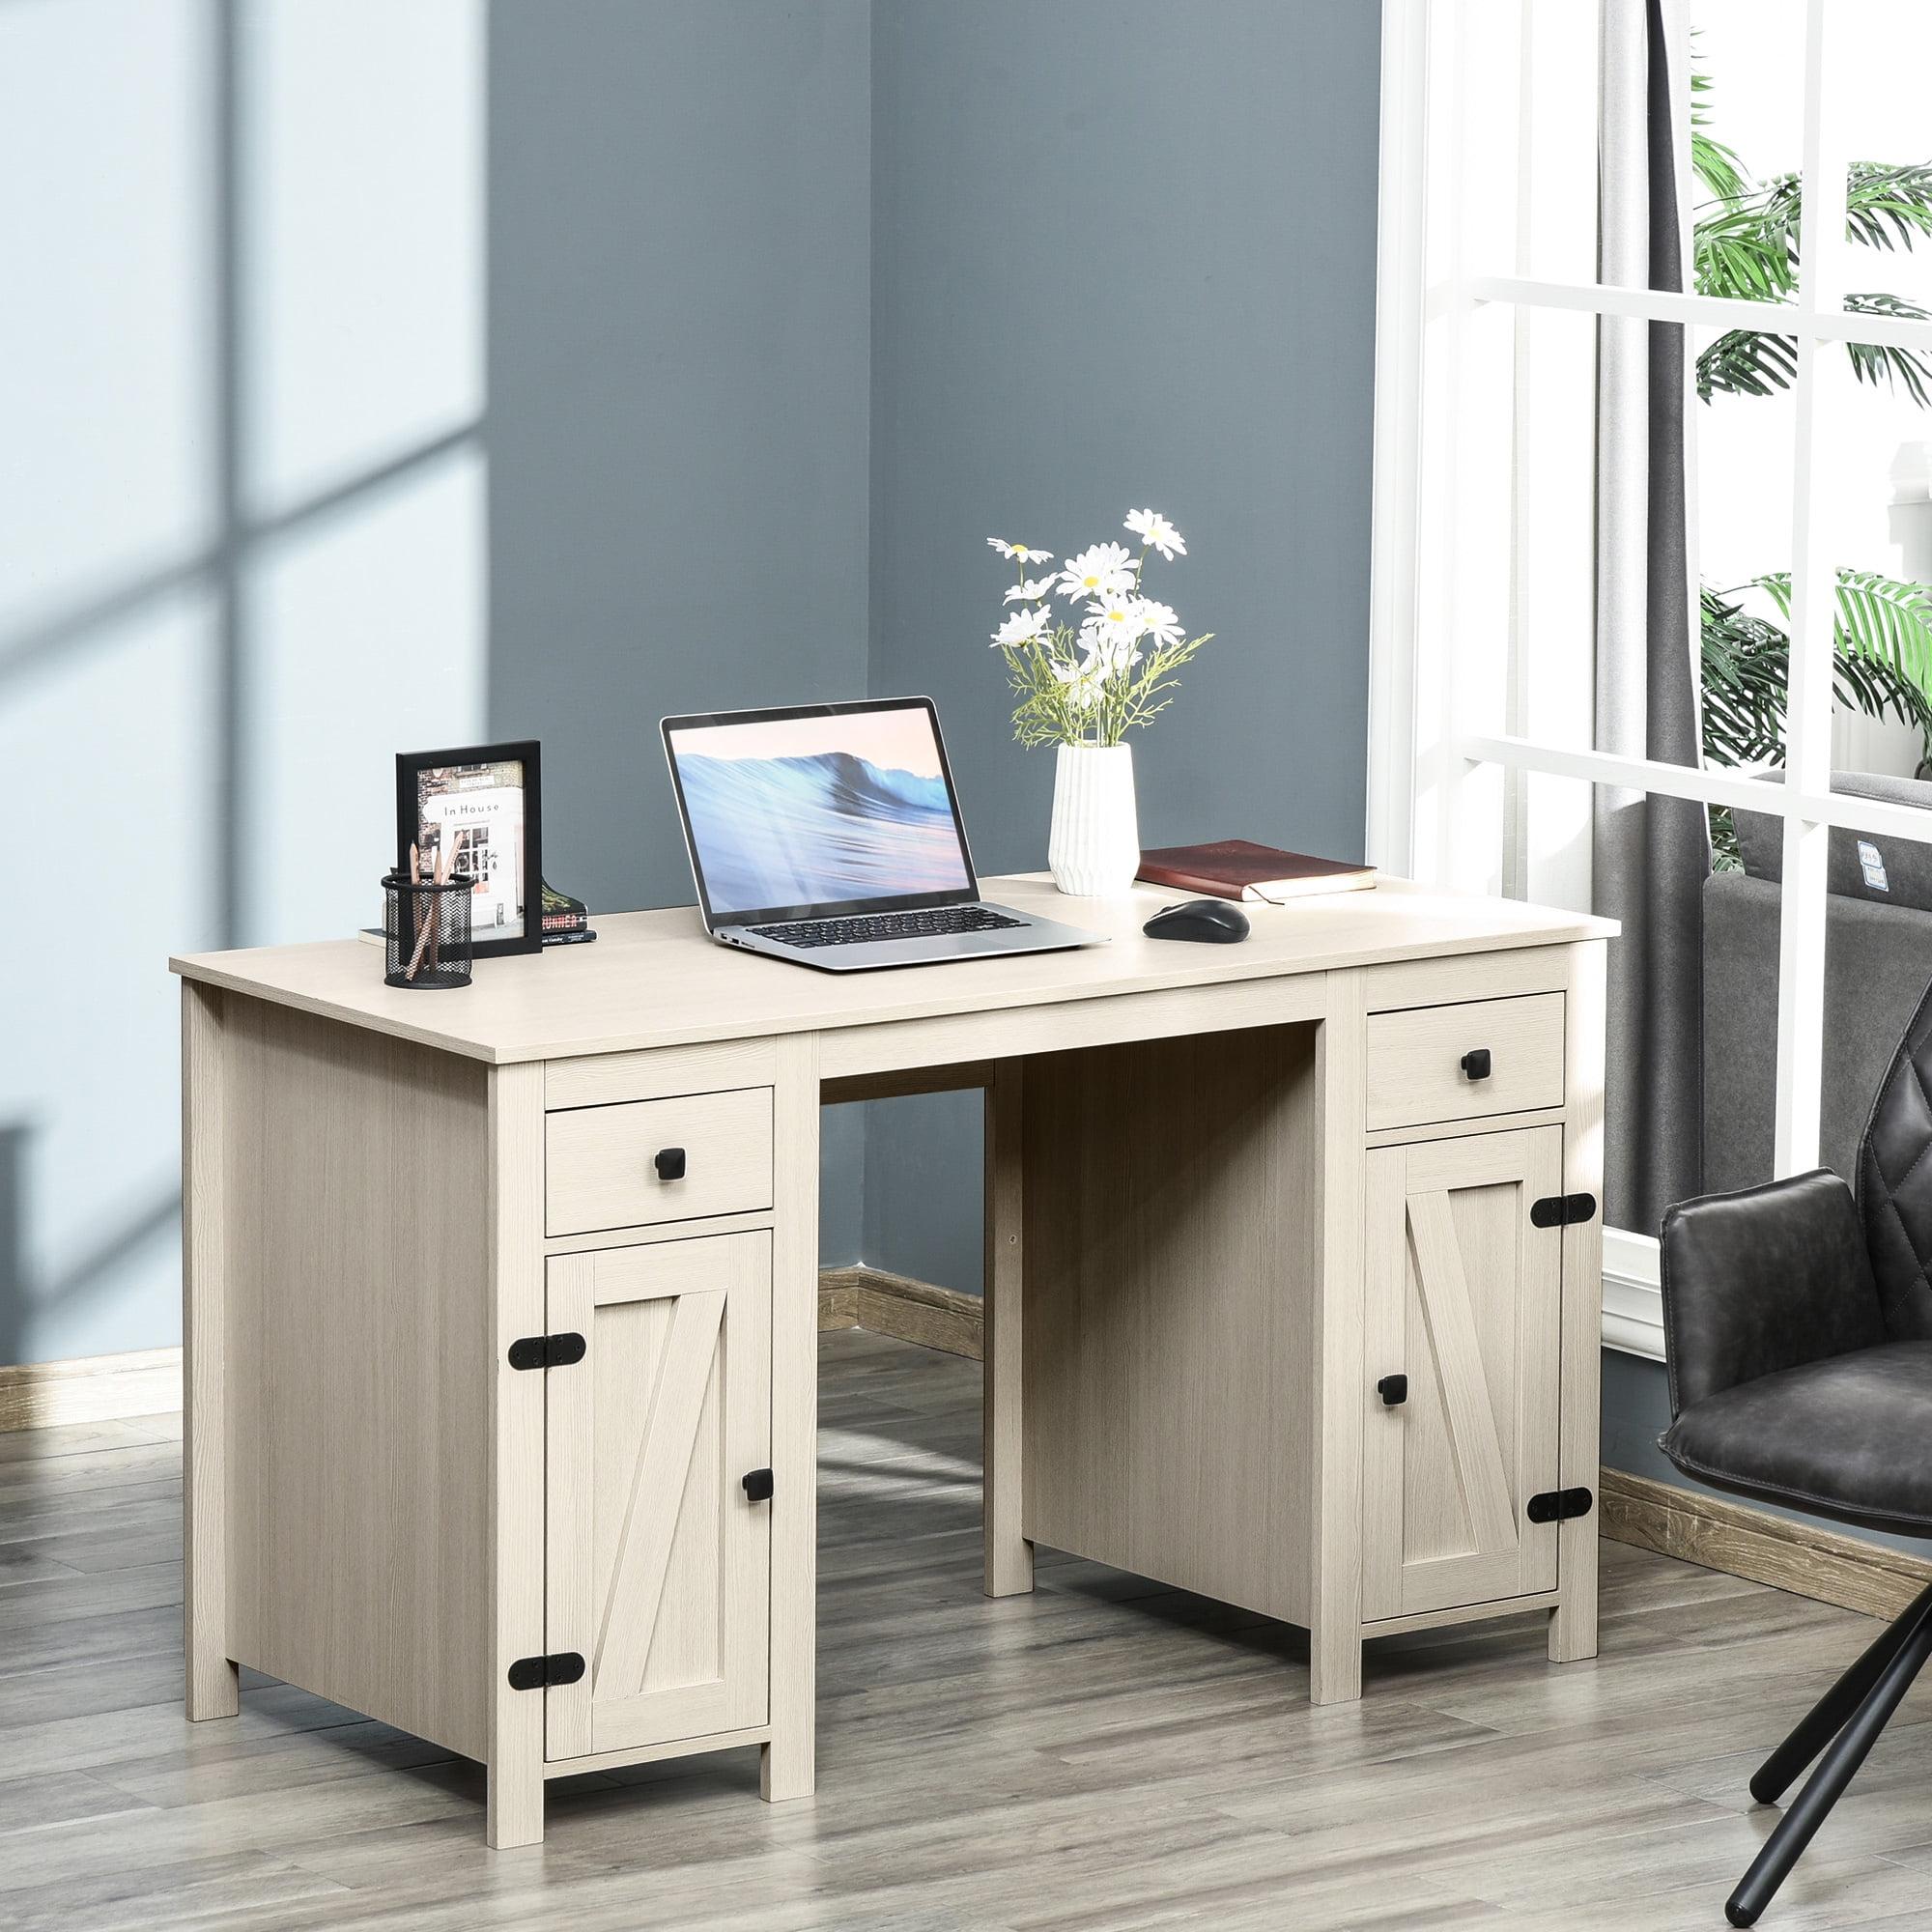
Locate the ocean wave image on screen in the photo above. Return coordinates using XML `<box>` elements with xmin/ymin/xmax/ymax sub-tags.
<box><xmin>680</xmin><ymin>751</ymin><xmax>969</xmax><ymax>912</ymax></box>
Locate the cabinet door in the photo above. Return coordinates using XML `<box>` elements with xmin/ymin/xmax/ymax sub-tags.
<box><xmin>1362</xmin><ymin>1127</ymin><xmax>1563</xmax><ymax>1621</ymax></box>
<box><xmin>544</xmin><ymin>1232</ymin><xmax>771</xmax><ymax>1760</ymax></box>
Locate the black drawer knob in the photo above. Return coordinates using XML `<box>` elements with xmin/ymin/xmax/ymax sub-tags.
<box><xmin>655</xmin><ymin>1146</ymin><xmax>687</xmax><ymax>1181</ymax></box>
<box><xmin>742</xmin><ymin>1467</ymin><xmax>775</xmax><ymax>1502</ymax></box>
<box><xmin>1378</xmin><ymin>1374</ymin><xmax>1408</xmax><ymax>1407</ymax></box>
<box><xmin>1460</xmin><ymin>1048</ymin><xmax>1492</xmax><ymax>1081</ymax></box>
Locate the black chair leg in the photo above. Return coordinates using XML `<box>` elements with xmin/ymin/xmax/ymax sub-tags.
<box><xmin>1749</xmin><ymin>1578</ymin><xmax>1932</xmax><ymax>1804</ymax></box>
<box><xmin>1726</xmin><ymin>1610</ymin><xmax>1932</xmax><ymax>1927</ymax></box>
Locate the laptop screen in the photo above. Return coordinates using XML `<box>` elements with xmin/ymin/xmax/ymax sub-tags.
<box><xmin>662</xmin><ymin>699</ymin><xmax>979</xmax><ymax>925</ymax></box>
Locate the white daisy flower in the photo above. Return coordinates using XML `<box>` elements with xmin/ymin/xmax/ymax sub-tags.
<box><xmin>992</xmin><ymin>604</ymin><xmax>1053</xmax><ymax>648</ymax></box>
<box><xmin>1003</xmin><ymin>576</ymin><xmax>1058</xmax><ymax>604</ymax></box>
<box><xmin>1136</xmin><ymin>597</ymin><xmax>1184</xmax><ymax>649</ymax></box>
<box><xmin>988</xmin><ymin>538</ymin><xmax>1054</xmax><ymax>564</ymax></box>
<box><xmin>1124</xmin><ymin>508</ymin><xmax>1185</xmax><ymax>560</ymax></box>
<box><xmin>1059</xmin><ymin>542</ymin><xmax>1136</xmax><ymax>603</ymax></box>
<box><xmin>1079</xmin><ymin>596</ymin><xmax>1150</xmax><ymax>658</ymax></box>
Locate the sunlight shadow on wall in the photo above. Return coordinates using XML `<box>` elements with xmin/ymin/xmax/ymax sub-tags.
<box><xmin>0</xmin><ymin>0</ymin><xmax>486</xmax><ymax>1364</ymax></box>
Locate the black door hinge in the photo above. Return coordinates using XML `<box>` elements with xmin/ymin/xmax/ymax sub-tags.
<box><xmin>507</xmin><ymin>1651</ymin><xmax>585</xmax><ymax>1690</ymax></box>
<box><xmin>1526</xmin><ymin>1486</ymin><xmax>1594</xmax><ymax>1524</ymax></box>
<box><xmin>1530</xmin><ymin>1192</ymin><xmax>1598</xmax><ymax>1230</ymax></box>
<box><xmin>507</xmin><ymin>1331</ymin><xmax>587</xmax><ymax>1371</ymax></box>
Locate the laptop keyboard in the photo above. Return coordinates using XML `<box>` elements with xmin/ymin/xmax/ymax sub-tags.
<box><xmin>747</xmin><ymin>905</ymin><xmax>1026</xmax><ymax>950</ymax></box>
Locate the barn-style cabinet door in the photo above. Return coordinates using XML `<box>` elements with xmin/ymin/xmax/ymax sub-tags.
<box><xmin>544</xmin><ymin>1232</ymin><xmax>772</xmax><ymax>1761</ymax></box>
<box><xmin>1362</xmin><ymin>1127</ymin><xmax>1564</xmax><ymax>1621</ymax></box>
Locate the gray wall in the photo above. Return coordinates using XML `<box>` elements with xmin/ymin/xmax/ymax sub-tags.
<box><xmin>862</xmin><ymin>0</ymin><xmax>1384</xmax><ymax>1291</ymax></box>
<box><xmin>484</xmin><ymin>0</ymin><xmax>1383</xmax><ymax>1290</ymax></box>
<box><xmin>486</xmin><ymin>0</ymin><xmax>874</xmax><ymax>1262</ymax></box>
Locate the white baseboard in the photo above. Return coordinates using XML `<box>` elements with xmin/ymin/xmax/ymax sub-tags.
<box><xmin>0</xmin><ymin>1348</ymin><xmax>183</xmax><ymax>1431</ymax></box>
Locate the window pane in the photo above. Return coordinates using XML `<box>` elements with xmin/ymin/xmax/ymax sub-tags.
<box><xmin>1822</xmin><ymin>0</ymin><xmax>1932</xmax><ymax>321</ymax></box>
<box><xmin>1825</xmin><ymin>391</ymin><xmax>1932</xmax><ymax>794</ymax></box>
<box><xmin>1686</xmin><ymin>1</ymin><xmax>1805</xmax><ymax>309</ymax></box>
<box><xmin>1457</xmin><ymin>1</ymin><xmax>1602</xmax><ymax>288</ymax></box>
<box><xmin>1693</xmin><ymin>318</ymin><xmax>1796</xmax><ymax>883</ymax></box>
<box><xmin>1515</xmin><ymin>304</ymin><xmax>1598</xmax><ymax>771</ymax></box>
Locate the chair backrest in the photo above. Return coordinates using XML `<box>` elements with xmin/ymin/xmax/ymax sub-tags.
<box><xmin>1859</xmin><ymin>970</ymin><xmax>1932</xmax><ymax>1338</ymax></box>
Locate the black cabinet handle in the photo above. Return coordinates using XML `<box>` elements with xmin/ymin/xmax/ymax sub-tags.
<box><xmin>655</xmin><ymin>1146</ymin><xmax>687</xmax><ymax>1181</ymax></box>
<box><xmin>1378</xmin><ymin>1374</ymin><xmax>1408</xmax><ymax>1407</ymax></box>
<box><xmin>1460</xmin><ymin>1048</ymin><xmax>1492</xmax><ymax>1081</ymax></box>
<box><xmin>742</xmin><ymin>1467</ymin><xmax>774</xmax><ymax>1501</ymax></box>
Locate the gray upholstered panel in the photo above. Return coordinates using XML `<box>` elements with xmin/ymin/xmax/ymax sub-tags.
<box><xmin>1734</xmin><ymin>769</ymin><xmax>1932</xmax><ymax>911</ymax></box>
<box><xmin>1700</xmin><ymin>869</ymin><xmax>1932</xmax><ymax>1201</ymax></box>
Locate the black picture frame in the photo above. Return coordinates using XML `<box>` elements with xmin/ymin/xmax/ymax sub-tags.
<box><xmin>395</xmin><ymin>741</ymin><xmax>544</xmax><ymax>959</ymax></box>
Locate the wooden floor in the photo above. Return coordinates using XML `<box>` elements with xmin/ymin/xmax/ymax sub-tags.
<box><xmin>4</xmin><ymin>1331</ymin><xmax>1932</xmax><ymax>1930</ymax></box>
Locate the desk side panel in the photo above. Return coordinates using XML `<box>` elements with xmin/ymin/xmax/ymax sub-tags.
<box><xmin>1551</xmin><ymin>938</ymin><xmax>1606</xmax><ymax>1662</ymax></box>
<box><xmin>1020</xmin><ymin>1024</ymin><xmax>1318</xmax><ymax>1627</ymax></box>
<box><xmin>222</xmin><ymin>997</ymin><xmax>491</xmax><ymax>1761</ymax></box>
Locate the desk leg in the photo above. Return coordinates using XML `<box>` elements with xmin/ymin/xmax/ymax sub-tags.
<box><xmin>486</xmin><ymin>1063</ymin><xmax>547</xmax><ymax>1848</ymax></box>
<box><xmin>1310</xmin><ymin>973</ymin><xmax>1366</xmax><ymax>1706</ymax></box>
<box><xmin>763</xmin><ymin>1034</ymin><xmax>820</xmax><ymax>1803</ymax></box>
<box><xmin>983</xmin><ymin>1062</ymin><xmax>1033</xmax><ymax>1598</ymax></box>
<box><xmin>182</xmin><ymin>983</ymin><xmax>240</xmax><ymax>1722</ymax></box>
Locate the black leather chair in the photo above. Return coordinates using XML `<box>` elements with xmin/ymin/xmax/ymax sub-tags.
<box><xmin>1660</xmin><ymin>981</ymin><xmax>1932</xmax><ymax>1926</ymax></box>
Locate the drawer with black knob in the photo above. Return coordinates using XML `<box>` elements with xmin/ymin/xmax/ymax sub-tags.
<box><xmin>544</xmin><ymin>1087</ymin><xmax>774</xmax><ymax>1235</ymax></box>
<box><xmin>1365</xmin><ymin>992</ymin><xmax>1566</xmax><ymax>1131</ymax></box>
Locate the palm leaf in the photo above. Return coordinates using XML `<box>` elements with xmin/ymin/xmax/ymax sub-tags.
<box><xmin>1690</xmin><ymin>48</ymin><xmax>1752</xmax><ymax>212</ymax></box>
<box><xmin>1844</xmin><ymin>163</ymin><xmax>1932</xmax><ymax>253</ymax></box>
<box><xmin>1702</xmin><ymin>582</ymin><xmax>1932</xmax><ymax>775</ymax></box>
<box><xmin>1697</xmin><ymin>327</ymin><xmax>1799</xmax><ymax>401</ymax></box>
<box><xmin>1752</xmin><ymin>568</ymin><xmax>1932</xmax><ymax>697</ymax></box>
<box><xmin>1693</xmin><ymin>131</ymin><xmax>1749</xmax><ymax>209</ymax></box>
<box><xmin>1700</xmin><ymin>587</ymin><xmax>1792</xmax><ymax>765</ymax></box>
<box><xmin>1843</xmin><ymin>292</ymin><xmax>1932</xmax><ymax>405</ymax></box>
<box><xmin>1694</xmin><ymin>198</ymin><xmax>1795</xmax><ymax>302</ymax></box>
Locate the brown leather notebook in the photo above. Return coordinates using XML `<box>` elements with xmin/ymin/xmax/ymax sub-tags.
<box><xmin>1136</xmin><ymin>838</ymin><xmax>1376</xmax><ymax>904</ymax></box>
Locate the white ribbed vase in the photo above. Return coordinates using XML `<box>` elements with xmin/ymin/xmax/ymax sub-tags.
<box><xmin>1047</xmin><ymin>743</ymin><xmax>1141</xmax><ymax>896</ymax></box>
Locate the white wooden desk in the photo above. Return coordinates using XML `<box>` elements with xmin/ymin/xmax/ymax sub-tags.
<box><xmin>172</xmin><ymin>873</ymin><xmax>1615</xmax><ymax>1846</ymax></box>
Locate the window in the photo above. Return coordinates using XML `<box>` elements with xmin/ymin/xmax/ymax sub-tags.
<box><xmin>1370</xmin><ymin>0</ymin><xmax>1932</xmax><ymax>1357</ymax></box>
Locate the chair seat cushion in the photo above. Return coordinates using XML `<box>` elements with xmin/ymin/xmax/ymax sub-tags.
<box><xmin>1660</xmin><ymin>1339</ymin><xmax>1932</xmax><ymax>1536</ymax></box>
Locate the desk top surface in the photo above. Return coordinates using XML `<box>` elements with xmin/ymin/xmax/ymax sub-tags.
<box><xmin>171</xmin><ymin>873</ymin><xmax>1617</xmax><ymax>1065</ymax></box>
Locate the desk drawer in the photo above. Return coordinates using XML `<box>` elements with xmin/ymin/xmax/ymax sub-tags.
<box><xmin>1365</xmin><ymin>993</ymin><xmax>1565</xmax><ymax>1131</ymax></box>
<box><xmin>546</xmin><ymin>1088</ymin><xmax>774</xmax><ymax>1236</ymax></box>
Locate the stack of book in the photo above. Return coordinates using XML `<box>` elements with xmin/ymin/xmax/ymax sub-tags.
<box><xmin>541</xmin><ymin>880</ymin><xmax>596</xmax><ymax>946</ymax></box>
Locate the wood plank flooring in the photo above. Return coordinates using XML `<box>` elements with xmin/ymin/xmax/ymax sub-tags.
<box><xmin>3</xmin><ymin>1330</ymin><xmax>1931</xmax><ymax>1929</ymax></box>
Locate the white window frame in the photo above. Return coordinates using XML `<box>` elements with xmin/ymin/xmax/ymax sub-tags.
<box><xmin>1367</xmin><ymin>0</ymin><xmax>1932</xmax><ymax>1358</ymax></box>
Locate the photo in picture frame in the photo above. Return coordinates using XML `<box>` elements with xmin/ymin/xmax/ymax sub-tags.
<box><xmin>395</xmin><ymin>742</ymin><xmax>543</xmax><ymax>959</ymax></box>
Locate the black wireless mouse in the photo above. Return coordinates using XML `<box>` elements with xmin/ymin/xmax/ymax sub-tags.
<box><xmin>1142</xmin><ymin>898</ymin><xmax>1251</xmax><ymax>944</ymax></box>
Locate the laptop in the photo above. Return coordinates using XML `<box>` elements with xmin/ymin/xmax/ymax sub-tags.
<box><xmin>661</xmin><ymin>697</ymin><xmax>1106</xmax><ymax>972</ymax></box>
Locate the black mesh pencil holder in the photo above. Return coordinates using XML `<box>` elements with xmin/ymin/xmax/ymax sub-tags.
<box><xmin>382</xmin><ymin>871</ymin><xmax>473</xmax><ymax>989</ymax></box>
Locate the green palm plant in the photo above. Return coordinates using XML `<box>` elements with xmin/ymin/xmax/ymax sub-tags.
<box><xmin>1695</xmin><ymin>162</ymin><xmax>1932</xmax><ymax>401</ymax></box>
<box><xmin>1690</xmin><ymin>64</ymin><xmax>1932</xmax><ymax>864</ymax></box>
<box><xmin>1701</xmin><ymin>582</ymin><xmax>1932</xmax><ymax>769</ymax></box>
